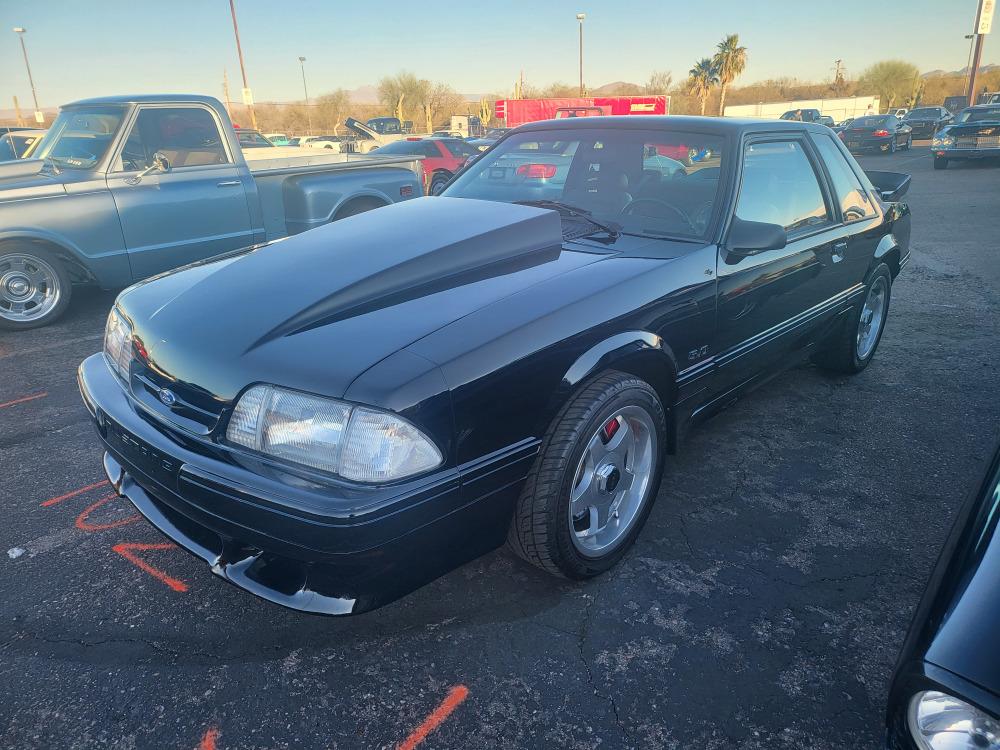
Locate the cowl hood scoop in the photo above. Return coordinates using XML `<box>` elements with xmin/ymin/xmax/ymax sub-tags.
<box><xmin>250</xmin><ymin>197</ymin><xmax>563</xmax><ymax>348</ymax></box>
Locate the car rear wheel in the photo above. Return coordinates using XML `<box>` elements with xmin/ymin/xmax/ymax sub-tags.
<box><xmin>812</xmin><ymin>263</ymin><xmax>892</xmax><ymax>374</ymax></box>
<box><xmin>902</xmin><ymin>136</ymin><xmax>912</xmax><ymax>151</ymax></box>
<box><xmin>0</xmin><ymin>246</ymin><xmax>72</xmax><ymax>330</ymax></box>
<box><xmin>429</xmin><ymin>173</ymin><xmax>450</xmax><ymax>196</ymax></box>
<box><xmin>507</xmin><ymin>371</ymin><xmax>666</xmax><ymax>579</ymax></box>
<box><xmin>934</xmin><ymin>156</ymin><xmax>949</xmax><ymax>170</ymax></box>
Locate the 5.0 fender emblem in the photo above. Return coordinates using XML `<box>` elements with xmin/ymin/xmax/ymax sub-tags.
<box><xmin>687</xmin><ymin>345</ymin><xmax>709</xmax><ymax>361</ymax></box>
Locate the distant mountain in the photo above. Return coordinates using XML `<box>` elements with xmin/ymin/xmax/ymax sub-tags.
<box><xmin>922</xmin><ymin>63</ymin><xmax>999</xmax><ymax>78</ymax></box>
<box><xmin>591</xmin><ymin>81</ymin><xmax>644</xmax><ymax>95</ymax></box>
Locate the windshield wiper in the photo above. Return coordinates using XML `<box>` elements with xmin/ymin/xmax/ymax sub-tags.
<box><xmin>516</xmin><ymin>199</ymin><xmax>622</xmax><ymax>240</ymax></box>
<box><xmin>623</xmin><ymin>229</ymin><xmax>702</xmax><ymax>243</ymax></box>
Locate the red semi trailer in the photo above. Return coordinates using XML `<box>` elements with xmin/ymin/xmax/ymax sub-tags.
<box><xmin>494</xmin><ymin>95</ymin><xmax>669</xmax><ymax>128</ymax></box>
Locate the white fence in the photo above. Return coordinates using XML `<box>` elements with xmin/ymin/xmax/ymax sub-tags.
<box><xmin>723</xmin><ymin>95</ymin><xmax>881</xmax><ymax>122</ymax></box>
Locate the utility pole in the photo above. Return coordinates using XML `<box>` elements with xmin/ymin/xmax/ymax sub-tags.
<box><xmin>298</xmin><ymin>56</ymin><xmax>312</xmax><ymax>135</ymax></box>
<box><xmin>966</xmin><ymin>0</ymin><xmax>995</xmax><ymax>106</ymax></box>
<box><xmin>222</xmin><ymin>69</ymin><xmax>232</xmax><ymax>117</ymax></box>
<box><xmin>576</xmin><ymin>13</ymin><xmax>586</xmax><ymax>96</ymax></box>
<box><xmin>228</xmin><ymin>0</ymin><xmax>257</xmax><ymax>130</ymax></box>
<box><xmin>13</xmin><ymin>96</ymin><xmax>25</xmax><ymax>127</ymax></box>
<box><xmin>12</xmin><ymin>27</ymin><xmax>43</xmax><ymax>124</ymax></box>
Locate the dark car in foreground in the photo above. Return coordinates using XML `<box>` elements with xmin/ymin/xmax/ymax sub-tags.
<box><xmin>902</xmin><ymin>107</ymin><xmax>954</xmax><ymax>139</ymax></box>
<box><xmin>78</xmin><ymin>116</ymin><xmax>911</xmax><ymax>615</ymax></box>
<box><xmin>885</xmin><ymin>438</ymin><xmax>1000</xmax><ymax>749</ymax></box>
<box><xmin>931</xmin><ymin>104</ymin><xmax>1000</xmax><ymax>170</ymax></box>
<box><xmin>841</xmin><ymin>114</ymin><xmax>913</xmax><ymax>153</ymax></box>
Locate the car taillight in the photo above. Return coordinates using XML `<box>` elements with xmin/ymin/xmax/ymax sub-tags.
<box><xmin>873</xmin><ymin>129</ymin><xmax>890</xmax><ymax>137</ymax></box>
<box><xmin>515</xmin><ymin>163</ymin><xmax>557</xmax><ymax>179</ymax></box>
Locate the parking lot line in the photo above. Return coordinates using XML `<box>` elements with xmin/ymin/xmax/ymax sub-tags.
<box><xmin>0</xmin><ymin>391</ymin><xmax>47</xmax><ymax>410</ymax></box>
<box><xmin>40</xmin><ymin>479</ymin><xmax>109</xmax><ymax>507</ymax></box>
<box><xmin>397</xmin><ymin>685</ymin><xmax>469</xmax><ymax>750</ymax></box>
<box><xmin>111</xmin><ymin>542</ymin><xmax>189</xmax><ymax>593</ymax></box>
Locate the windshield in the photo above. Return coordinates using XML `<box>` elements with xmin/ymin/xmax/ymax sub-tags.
<box><xmin>442</xmin><ymin>128</ymin><xmax>726</xmax><ymax>241</ymax></box>
<box><xmin>905</xmin><ymin>108</ymin><xmax>940</xmax><ymax>119</ymax></box>
<box><xmin>33</xmin><ymin>106</ymin><xmax>126</xmax><ymax>169</ymax></box>
<box><xmin>851</xmin><ymin>116</ymin><xmax>887</xmax><ymax>128</ymax></box>
<box><xmin>236</xmin><ymin>131</ymin><xmax>274</xmax><ymax>148</ymax></box>
<box><xmin>955</xmin><ymin>107</ymin><xmax>1000</xmax><ymax>124</ymax></box>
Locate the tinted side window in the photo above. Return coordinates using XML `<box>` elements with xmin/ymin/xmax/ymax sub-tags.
<box><xmin>121</xmin><ymin>107</ymin><xmax>227</xmax><ymax>170</ymax></box>
<box><xmin>809</xmin><ymin>134</ymin><xmax>875</xmax><ymax>222</ymax></box>
<box><xmin>442</xmin><ymin>140</ymin><xmax>477</xmax><ymax>157</ymax></box>
<box><xmin>421</xmin><ymin>142</ymin><xmax>442</xmax><ymax>158</ymax></box>
<box><xmin>735</xmin><ymin>140</ymin><xmax>831</xmax><ymax>233</ymax></box>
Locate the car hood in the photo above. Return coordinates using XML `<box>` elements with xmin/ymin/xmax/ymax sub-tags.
<box><xmin>118</xmin><ymin>197</ymin><xmax>598</xmax><ymax>406</ymax></box>
<box><xmin>944</xmin><ymin>121</ymin><xmax>1000</xmax><ymax>137</ymax></box>
<box><xmin>0</xmin><ymin>158</ymin><xmax>67</xmax><ymax>199</ymax></box>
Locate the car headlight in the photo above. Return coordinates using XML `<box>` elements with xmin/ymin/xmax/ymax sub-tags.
<box><xmin>932</xmin><ymin>133</ymin><xmax>955</xmax><ymax>147</ymax></box>
<box><xmin>908</xmin><ymin>690</ymin><xmax>1000</xmax><ymax>749</ymax></box>
<box><xmin>226</xmin><ymin>384</ymin><xmax>443</xmax><ymax>482</ymax></box>
<box><xmin>104</xmin><ymin>308</ymin><xmax>133</xmax><ymax>381</ymax></box>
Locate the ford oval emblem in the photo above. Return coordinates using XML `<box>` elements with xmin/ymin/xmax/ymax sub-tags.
<box><xmin>158</xmin><ymin>388</ymin><xmax>177</xmax><ymax>407</ymax></box>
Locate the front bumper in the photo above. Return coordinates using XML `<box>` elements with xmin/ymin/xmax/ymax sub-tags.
<box><xmin>78</xmin><ymin>354</ymin><xmax>538</xmax><ymax>615</ymax></box>
<box><xmin>935</xmin><ymin>146</ymin><xmax>1000</xmax><ymax>161</ymax></box>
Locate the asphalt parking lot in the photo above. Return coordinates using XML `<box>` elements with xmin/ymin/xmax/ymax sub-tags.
<box><xmin>1</xmin><ymin>145</ymin><xmax>998</xmax><ymax>750</ymax></box>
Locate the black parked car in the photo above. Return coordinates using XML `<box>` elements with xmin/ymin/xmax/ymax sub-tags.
<box><xmin>931</xmin><ymin>104</ymin><xmax>1000</xmax><ymax>170</ymax></box>
<box><xmin>78</xmin><ymin>117</ymin><xmax>912</xmax><ymax>615</ymax></box>
<box><xmin>841</xmin><ymin>115</ymin><xmax>913</xmax><ymax>154</ymax></box>
<box><xmin>885</xmin><ymin>439</ymin><xmax>1000</xmax><ymax>749</ymax></box>
<box><xmin>902</xmin><ymin>107</ymin><xmax>954</xmax><ymax>139</ymax></box>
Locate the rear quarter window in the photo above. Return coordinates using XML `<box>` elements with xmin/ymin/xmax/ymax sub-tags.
<box><xmin>809</xmin><ymin>133</ymin><xmax>876</xmax><ymax>222</ymax></box>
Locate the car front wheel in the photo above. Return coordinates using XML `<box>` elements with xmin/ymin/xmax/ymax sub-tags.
<box><xmin>812</xmin><ymin>263</ymin><xmax>892</xmax><ymax>374</ymax></box>
<box><xmin>934</xmin><ymin>156</ymin><xmax>949</xmax><ymax>170</ymax></box>
<box><xmin>0</xmin><ymin>246</ymin><xmax>72</xmax><ymax>330</ymax></box>
<box><xmin>508</xmin><ymin>371</ymin><xmax>666</xmax><ymax>579</ymax></box>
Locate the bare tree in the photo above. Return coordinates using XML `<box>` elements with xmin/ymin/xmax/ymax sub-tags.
<box><xmin>645</xmin><ymin>70</ymin><xmax>673</xmax><ymax>94</ymax></box>
<box><xmin>315</xmin><ymin>89</ymin><xmax>351</xmax><ymax>134</ymax></box>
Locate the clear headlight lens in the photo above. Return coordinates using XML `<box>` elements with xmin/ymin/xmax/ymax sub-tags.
<box><xmin>908</xmin><ymin>690</ymin><xmax>1000</xmax><ymax>749</ymax></box>
<box><xmin>103</xmin><ymin>308</ymin><xmax>133</xmax><ymax>381</ymax></box>
<box><xmin>226</xmin><ymin>384</ymin><xmax>442</xmax><ymax>482</ymax></box>
<box><xmin>932</xmin><ymin>133</ymin><xmax>955</xmax><ymax>147</ymax></box>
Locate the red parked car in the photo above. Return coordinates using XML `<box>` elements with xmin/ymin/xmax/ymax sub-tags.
<box><xmin>371</xmin><ymin>137</ymin><xmax>479</xmax><ymax>194</ymax></box>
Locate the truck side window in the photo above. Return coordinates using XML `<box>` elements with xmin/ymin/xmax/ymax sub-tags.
<box><xmin>808</xmin><ymin>133</ymin><xmax>875</xmax><ymax>222</ymax></box>
<box><xmin>735</xmin><ymin>141</ymin><xmax>831</xmax><ymax>234</ymax></box>
<box><xmin>120</xmin><ymin>107</ymin><xmax>228</xmax><ymax>171</ymax></box>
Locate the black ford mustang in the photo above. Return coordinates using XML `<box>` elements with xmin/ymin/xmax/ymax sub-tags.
<box><xmin>78</xmin><ymin>117</ymin><xmax>912</xmax><ymax>615</ymax></box>
<box><xmin>885</xmin><ymin>438</ymin><xmax>1000</xmax><ymax>749</ymax></box>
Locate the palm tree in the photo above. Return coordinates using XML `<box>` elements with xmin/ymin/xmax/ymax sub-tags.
<box><xmin>688</xmin><ymin>58</ymin><xmax>719</xmax><ymax>116</ymax></box>
<box><xmin>713</xmin><ymin>34</ymin><xmax>748</xmax><ymax>116</ymax></box>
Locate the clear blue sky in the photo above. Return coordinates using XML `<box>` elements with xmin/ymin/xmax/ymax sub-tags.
<box><xmin>1</xmin><ymin>0</ymin><xmax>996</xmax><ymax>109</ymax></box>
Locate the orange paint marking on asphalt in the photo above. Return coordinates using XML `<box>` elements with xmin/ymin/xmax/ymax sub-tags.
<box><xmin>198</xmin><ymin>727</ymin><xmax>220</xmax><ymax>750</ymax></box>
<box><xmin>74</xmin><ymin>493</ymin><xmax>141</xmax><ymax>531</ymax></box>
<box><xmin>40</xmin><ymin>480</ymin><xmax>110</xmax><ymax>507</ymax></box>
<box><xmin>0</xmin><ymin>391</ymin><xmax>47</xmax><ymax>410</ymax></box>
<box><xmin>111</xmin><ymin>542</ymin><xmax>188</xmax><ymax>593</ymax></box>
<box><xmin>398</xmin><ymin>685</ymin><xmax>470</xmax><ymax>750</ymax></box>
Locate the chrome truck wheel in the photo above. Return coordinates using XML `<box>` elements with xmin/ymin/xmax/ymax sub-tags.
<box><xmin>0</xmin><ymin>250</ymin><xmax>71</xmax><ymax>329</ymax></box>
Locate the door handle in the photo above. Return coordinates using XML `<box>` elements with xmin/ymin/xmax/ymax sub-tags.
<box><xmin>831</xmin><ymin>241</ymin><xmax>848</xmax><ymax>263</ymax></box>
<box><xmin>216</xmin><ymin>180</ymin><xmax>241</xmax><ymax>187</ymax></box>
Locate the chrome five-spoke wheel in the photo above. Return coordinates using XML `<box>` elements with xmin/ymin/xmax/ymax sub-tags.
<box><xmin>0</xmin><ymin>253</ymin><xmax>63</xmax><ymax>324</ymax></box>
<box><xmin>569</xmin><ymin>405</ymin><xmax>657</xmax><ymax>557</ymax></box>
<box><xmin>857</xmin><ymin>275</ymin><xmax>888</xmax><ymax>360</ymax></box>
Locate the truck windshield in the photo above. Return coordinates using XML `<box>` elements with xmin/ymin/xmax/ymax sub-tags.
<box><xmin>33</xmin><ymin>106</ymin><xmax>126</xmax><ymax>169</ymax></box>
<box><xmin>955</xmin><ymin>107</ymin><xmax>1000</xmax><ymax>124</ymax></box>
<box><xmin>442</xmin><ymin>128</ymin><xmax>725</xmax><ymax>241</ymax></box>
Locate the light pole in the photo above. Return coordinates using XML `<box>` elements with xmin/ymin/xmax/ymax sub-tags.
<box><xmin>298</xmin><ymin>56</ymin><xmax>313</xmax><ymax>135</ymax></box>
<box><xmin>12</xmin><ymin>27</ymin><xmax>42</xmax><ymax>124</ymax></box>
<box><xmin>228</xmin><ymin>0</ymin><xmax>258</xmax><ymax>130</ymax></box>
<box><xmin>576</xmin><ymin>13</ymin><xmax>586</xmax><ymax>96</ymax></box>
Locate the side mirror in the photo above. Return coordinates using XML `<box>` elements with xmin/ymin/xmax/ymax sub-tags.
<box><xmin>727</xmin><ymin>218</ymin><xmax>787</xmax><ymax>257</ymax></box>
<box><xmin>139</xmin><ymin>151</ymin><xmax>170</xmax><ymax>177</ymax></box>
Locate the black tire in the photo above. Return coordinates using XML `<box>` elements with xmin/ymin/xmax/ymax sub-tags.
<box><xmin>0</xmin><ymin>245</ymin><xmax>73</xmax><ymax>331</ymax></box>
<box><xmin>429</xmin><ymin>173</ymin><xmax>450</xmax><ymax>196</ymax></box>
<box><xmin>332</xmin><ymin>197</ymin><xmax>386</xmax><ymax>221</ymax></box>
<box><xmin>507</xmin><ymin>370</ymin><xmax>667</xmax><ymax>579</ymax></box>
<box><xmin>812</xmin><ymin>263</ymin><xmax>892</xmax><ymax>374</ymax></box>
<box><xmin>934</xmin><ymin>156</ymin><xmax>949</xmax><ymax>170</ymax></box>
<box><xmin>902</xmin><ymin>136</ymin><xmax>912</xmax><ymax>151</ymax></box>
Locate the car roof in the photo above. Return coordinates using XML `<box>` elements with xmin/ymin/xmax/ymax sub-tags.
<box><xmin>513</xmin><ymin>115</ymin><xmax>831</xmax><ymax>136</ymax></box>
<box><xmin>63</xmin><ymin>94</ymin><xmax>221</xmax><ymax>108</ymax></box>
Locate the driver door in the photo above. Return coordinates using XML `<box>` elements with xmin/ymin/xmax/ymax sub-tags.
<box><xmin>107</xmin><ymin>105</ymin><xmax>253</xmax><ymax>281</ymax></box>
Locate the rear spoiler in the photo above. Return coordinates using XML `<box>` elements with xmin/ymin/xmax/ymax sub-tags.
<box><xmin>865</xmin><ymin>170</ymin><xmax>911</xmax><ymax>202</ymax></box>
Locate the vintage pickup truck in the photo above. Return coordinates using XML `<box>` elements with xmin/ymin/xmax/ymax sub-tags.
<box><xmin>0</xmin><ymin>94</ymin><xmax>423</xmax><ymax>329</ymax></box>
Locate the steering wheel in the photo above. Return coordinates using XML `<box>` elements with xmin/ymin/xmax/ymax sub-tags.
<box><xmin>620</xmin><ymin>198</ymin><xmax>695</xmax><ymax>233</ymax></box>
